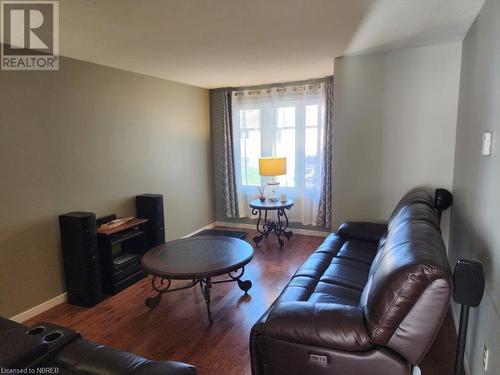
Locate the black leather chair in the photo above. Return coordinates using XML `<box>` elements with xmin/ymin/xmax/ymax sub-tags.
<box><xmin>0</xmin><ymin>316</ymin><xmax>196</xmax><ymax>374</ymax></box>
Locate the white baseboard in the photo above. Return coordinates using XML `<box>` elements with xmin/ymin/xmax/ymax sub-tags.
<box><xmin>214</xmin><ymin>221</ymin><xmax>330</xmax><ymax>237</ymax></box>
<box><xmin>10</xmin><ymin>293</ymin><xmax>67</xmax><ymax>323</ymax></box>
<box><xmin>181</xmin><ymin>222</ymin><xmax>216</xmax><ymax>238</ymax></box>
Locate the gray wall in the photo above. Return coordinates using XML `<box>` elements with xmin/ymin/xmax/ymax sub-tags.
<box><xmin>333</xmin><ymin>43</ymin><xmax>462</xmax><ymax>243</ymax></box>
<box><xmin>0</xmin><ymin>56</ymin><xmax>213</xmax><ymax>318</ymax></box>
<box><xmin>450</xmin><ymin>0</ymin><xmax>500</xmax><ymax>373</ymax></box>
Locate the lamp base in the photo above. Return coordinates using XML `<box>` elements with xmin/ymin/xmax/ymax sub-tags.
<box><xmin>267</xmin><ymin>178</ymin><xmax>280</xmax><ymax>202</ymax></box>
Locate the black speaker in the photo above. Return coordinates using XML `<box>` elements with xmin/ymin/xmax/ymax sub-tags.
<box><xmin>58</xmin><ymin>212</ymin><xmax>103</xmax><ymax>307</ymax></box>
<box><xmin>434</xmin><ymin>188</ymin><xmax>453</xmax><ymax>223</ymax></box>
<box><xmin>434</xmin><ymin>188</ymin><xmax>453</xmax><ymax>210</ymax></box>
<box><xmin>453</xmin><ymin>259</ymin><xmax>485</xmax><ymax>307</ymax></box>
<box><xmin>136</xmin><ymin>194</ymin><xmax>165</xmax><ymax>249</ymax></box>
<box><xmin>453</xmin><ymin>258</ymin><xmax>485</xmax><ymax>375</ymax></box>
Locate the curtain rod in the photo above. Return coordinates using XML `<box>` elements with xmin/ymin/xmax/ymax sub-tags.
<box><xmin>233</xmin><ymin>83</ymin><xmax>323</xmax><ymax>97</ymax></box>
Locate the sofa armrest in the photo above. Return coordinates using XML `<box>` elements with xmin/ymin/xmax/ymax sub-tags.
<box><xmin>265</xmin><ymin>302</ymin><xmax>372</xmax><ymax>352</ymax></box>
<box><xmin>0</xmin><ymin>316</ymin><xmax>27</xmax><ymax>334</ymax></box>
<box><xmin>0</xmin><ymin>330</ymin><xmax>48</xmax><ymax>368</ymax></box>
<box><xmin>54</xmin><ymin>338</ymin><xmax>196</xmax><ymax>375</ymax></box>
<box><xmin>338</xmin><ymin>222</ymin><xmax>387</xmax><ymax>243</ymax></box>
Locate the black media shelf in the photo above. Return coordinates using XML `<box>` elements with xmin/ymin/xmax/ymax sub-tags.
<box><xmin>97</xmin><ymin>216</ymin><xmax>148</xmax><ymax>295</ymax></box>
<box><xmin>110</xmin><ymin>228</ymin><xmax>144</xmax><ymax>245</ymax></box>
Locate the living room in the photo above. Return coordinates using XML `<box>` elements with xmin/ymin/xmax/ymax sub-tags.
<box><xmin>0</xmin><ymin>0</ymin><xmax>498</xmax><ymax>374</ymax></box>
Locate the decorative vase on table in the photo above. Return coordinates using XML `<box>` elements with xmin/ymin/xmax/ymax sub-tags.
<box><xmin>258</xmin><ymin>187</ymin><xmax>266</xmax><ymax>202</ymax></box>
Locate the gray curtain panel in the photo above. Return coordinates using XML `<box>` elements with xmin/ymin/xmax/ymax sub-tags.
<box><xmin>221</xmin><ymin>89</ymin><xmax>239</xmax><ymax>218</ymax></box>
<box><xmin>317</xmin><ymin>76</ymin><xmax>334</xmax><ymax>229</ymax></box>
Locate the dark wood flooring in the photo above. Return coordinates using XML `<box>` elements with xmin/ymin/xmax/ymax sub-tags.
<box><xmin>26</xmin><ymin>228</ymin><xmax>457</xmax><ymax>375</ymax></box>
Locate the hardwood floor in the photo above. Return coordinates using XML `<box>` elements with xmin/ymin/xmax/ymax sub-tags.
<box><xmin>26</xmin><ymin>228</ymin><xmax>457</xmax><ymax>375</ymax></box>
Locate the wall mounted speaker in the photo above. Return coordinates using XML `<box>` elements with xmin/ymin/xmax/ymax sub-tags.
<box><xmin>453</xmin><ymin>259</ymin><xmax>485</xmax><ymax>307</ymax></box>
<box><xmin>434</xmin><ymin>188</ymin><xmax>453</xmax><ymax>211</ymax></box>
<box><xmin>434</xmin><ymin>188</ymin><xmax>453</xmax><ymax>223</ymax></box>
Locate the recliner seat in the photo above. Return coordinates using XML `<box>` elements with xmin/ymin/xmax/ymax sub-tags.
<box><xmin>250</xmin><ymin>189</ymin><xmax>452</xmax><ymax>375</ymax></box>
<box><xmin>0</xmin><ymin>316</ymin><xmax>196</xmax><ymax>374</ymax></box>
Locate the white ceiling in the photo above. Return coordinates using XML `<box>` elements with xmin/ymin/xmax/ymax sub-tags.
<box><xmin>57</xmin><ymin>0</ymin><xmax>485</xmax><ymax>88</ymax></box>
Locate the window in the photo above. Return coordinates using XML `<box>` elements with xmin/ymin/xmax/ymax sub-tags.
<box><xmin>239</xmin><ymin>109</ymin><xmax>261</xmax><ymax>186</ymax></box>
<box><xmin>232</xmin><ymin>83</ymin><xmax>326</xmax><ymax>225</ymax></box>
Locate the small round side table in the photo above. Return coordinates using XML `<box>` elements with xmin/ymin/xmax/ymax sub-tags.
<box><xmin>249</xmin><ymin>199</ymin><xmax>294</xmax><ymax>247</ymax></box>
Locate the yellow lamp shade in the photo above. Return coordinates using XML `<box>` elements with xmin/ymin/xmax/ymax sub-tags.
<box><xmin>259</xmin><ymin>157</ymin><xmax>287</xmax><ymax>176</ymax></box>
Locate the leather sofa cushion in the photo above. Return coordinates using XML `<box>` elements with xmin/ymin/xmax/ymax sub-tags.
<box><xmin>266</xmin><ymin>302</ymin><xmax>372</xmax><ymax>351</ymax></box>
<box><xmin>275</xmin><ymin>233</ymin><xmax>372</xmax><ymax>306</ymax></box>
<box><xmin>337</xmin><ymin>240</ymin><xmax>378</xmax><ymax>265</ymax></box>
<box><xmin>319</xmin><ymin>258</ymin><xmax>370</xmax><ymax>291</ymax></box>
<box><xmin>337</xmin><ymin>222</ymin><xmax>387</xmax><ymax>243</ymax></box>
<box><xmin>277</xmin><ymin>276</ymin><xmax>319</xmax><ymax>303</ymax></box>
<box><xmin>294</xmin><ymin>252</ymin><xmax>334</xmax><ymax>280</ymax></box>
<box><xmin>314</xmin><ymin>233</ymin><xmax>345</xmax><ymax>256</ymax></box>
<box><xmin>277</xmin><ymin>234</ymin><xmax>374</xmax><ymax>306</ymax></box>
<box><xmin>309</xmin><ymin>283</ymin><xmax>361</xmax><ymax>305</ymax></box>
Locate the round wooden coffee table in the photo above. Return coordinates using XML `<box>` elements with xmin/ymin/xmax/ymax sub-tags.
<box><xmin>141</xmin><ymin>236</ymin><xmax>254</xmax><ymax>325</ymax></box>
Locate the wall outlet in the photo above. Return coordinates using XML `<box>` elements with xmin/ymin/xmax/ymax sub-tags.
<box><xmin>482</xmin><ymin>343</ymin><xmax>489</xmax><ymax>372</ymax></box>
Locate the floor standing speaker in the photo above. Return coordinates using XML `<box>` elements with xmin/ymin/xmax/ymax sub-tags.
<box><xmin>136</xmin><ymin>194</ymin><xmax>165</xmax><ymax>249</ymax></box>
<box><xmin>58</xmin><ymin>212</ymin><xmax>103</xmax><ymax>307</ymax></box>
<box><xmin>453</xmin><ymin>259</ymin><xmax>485</xmax><ymax>375</ymax></box>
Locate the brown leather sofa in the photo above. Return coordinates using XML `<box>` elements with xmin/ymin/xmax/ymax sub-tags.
<box><xmin>250</xmin><ymin>190</ymin><xmax>452</xmax><ymax>375</ymax></box>
<box><xmin>0</xmin><ymin>316</ymin><xmax>196</xmax><ymax>374</ymax></box>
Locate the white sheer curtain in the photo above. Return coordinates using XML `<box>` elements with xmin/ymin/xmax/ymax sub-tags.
<box><xmin>232</xmin><ymin>83</ymin><xmax>326</xmax><ymax>226</ymax></box>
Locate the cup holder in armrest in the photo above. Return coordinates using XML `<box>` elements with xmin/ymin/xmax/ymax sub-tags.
<box><xmin>27</xmin><ymin>326</ymin><xmax>46</xmax><ymax>336</ymax></box>
<box><xmin>43</xmin><ymin>331</ymin><xmax>63</xmax><ymax>343</ymax></box>
<box><xmin>24</xmin><ymin>323</ymin><xmax>81</xmax><ymax>368</ymax></box>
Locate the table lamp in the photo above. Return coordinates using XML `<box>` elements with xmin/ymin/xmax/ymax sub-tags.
<box><xmin>259</xmin><ymin>157</ymin><xmax>287</xmax><ymax>202</ymax></box>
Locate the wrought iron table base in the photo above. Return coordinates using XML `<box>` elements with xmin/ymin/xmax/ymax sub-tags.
<box><xmin>252</xmin><ymin>207</ymin><xmax>293</xmax><ymax>247</ymax></box>
<box><xmin>145</xmin><ymin>267</ymin><xmax>252</xmax><ymax>325</ymax></box>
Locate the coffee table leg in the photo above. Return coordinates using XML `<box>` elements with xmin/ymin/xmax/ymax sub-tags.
<box><xmin>200</xmin><ymin>278</ymin><xmax>214</xmax><ymax>325</ymax></box>
<box><xmin>146</xmin><ymin>277</ymin><xmax>199</xmax><ymax>309</ymax></box>
<box><xmin>212</xmin><ymin>267</ymin><xmax>253</xmax><ymax>294</ymax></box>
<box><xmin>237</xmin><ymin>279</ymin><xmax>253</xmax><ymax>293</ymax></box>
<box><xmin>145</xmin><ymin>294</ymin><xmax>161</xmax><ymax>309</ymax></box>
<box><xmin>145</xmin><ymin>276</ymin><xmax>171</xmax><ymax>309</ymax></box>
